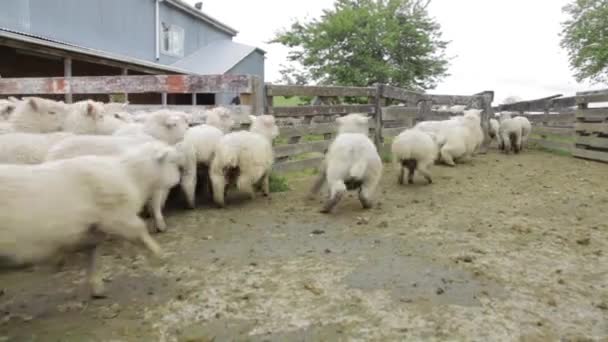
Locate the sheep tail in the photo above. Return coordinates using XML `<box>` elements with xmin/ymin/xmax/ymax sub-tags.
<box><xmin>349</xmin><ymin>158</ymin><xmax>367</xmax><ymax>180</ymax></box>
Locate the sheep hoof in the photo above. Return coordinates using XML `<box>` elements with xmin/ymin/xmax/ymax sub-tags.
<box><xmin>90</xmin><ymin>282</ymin><xmax>107</xmax><ymax>299</ymax></box>
<box><xmin>155</xmin><ymin>223</ymin><xmax>167</xmax><ymax>233</ymax></box>
<box><xmin>408</xmin><ymin>179</ymin><xmax>414</xmax><ymax>185</ymax></box>
<box><xmin>426</xmin><ymin>177</ymin><xmax>433</xmax><ymax>184</ymax></box>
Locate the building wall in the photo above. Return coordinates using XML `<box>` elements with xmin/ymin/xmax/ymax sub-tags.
<box><xmin>216</xmin><ymin>50</ymin><xmax>265</xmax><ymax>110</ymax></box>
<box><xmin>0</xmin><ymin>0</ymin><xmax>233</xmax><ymax>65</ymax></box>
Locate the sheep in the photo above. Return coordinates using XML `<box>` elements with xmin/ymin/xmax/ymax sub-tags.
<box><xmin>462</xmin><ymin>109</ymin><xmax>484</xmax><ymax>155</ymax></box>
<box><xmin>178</xmin><ymin>107</ymin><xmax>235</xmax><ymax>207</ymax></box>
<box><xmin>309</xmin><ymin>113</ymin><xmax>383</xmax><ymax>213</ymax></box>
<box><xmin>498</xmin><ymin>117</ymin><xmax>523</xmax><ymax>154</ymax></box>
<box><xmin>0</xmin><ymin>132</ymin><xmax>75</xmax><ymax>164</ymax></box>
<box><xmin>438</xmin><ymin>124</ymin><xmax>473</xmax><ymax>166</ymax></box>
<box><xmin>489</xmin><ymin>118</ymin><xmax>500</xmax><ymax>142</ymax></box>
<box><xmin>209</xmin><ymin>114</ymin><xmax>278</xmax><ymax>207</ymax></box>
<box><xmin>391</xmin><ymin>128</ymin><xmax>439</xmax><ymax>185</ymax></box>
<box><xmin>513</xmin><ymin>116</ymin><xmax>532</xmax><ymax>149</ymax></box>
<box><xmin>9</xmin><ymin>97</ymin><xmax>69</xmax><ymax>133</ymax></box>
<box><xmin>45</xmin><ymin>134</ymin><xmax>181</xmax><ymax>232</ymax></box>
<box><xmin>0</xmin><ymin>141</ymin><xmax>179</xmax><ymax>298</ymax></box>
<box><xmin>0</xmin><ymin>99</ymin><xmax>16</xmax><ymax>121</ymax></box>
<box><xmin>62</xmin><ymin>100</ymin><xmax>128</xmax><ymax>135</ymax></box>
<box><xmin>114</xmin><ymin>109</ymin><xmax>189</xmax><ymax>145</ymax></box>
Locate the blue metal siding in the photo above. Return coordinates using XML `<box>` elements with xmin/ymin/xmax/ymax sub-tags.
<box><xmin>216</xmin><ymin>50</ymin><xmax>265</xmax><ymax>107</ymax></box>
<box><xmin>0</xmin><ymin>0</ymin><xmax>233</xmax><ymax>65</ymax></box>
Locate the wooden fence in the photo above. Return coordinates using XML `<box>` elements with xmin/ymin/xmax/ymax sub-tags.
<box><xmin>496</xmin><ymin>94</ymin><xmax>577</xmax><ymax>154</ymax></box>
<box><xmin>2</xmin><ymin>73</ymin><xmax>604</xmax><ymax>170</ymax></box>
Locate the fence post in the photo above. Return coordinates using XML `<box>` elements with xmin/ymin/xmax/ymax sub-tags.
<box><xmin>474</xmin><ymin>90</ymin><xmax>494</xmax><ymax>153</ymax></box>
<box><xmin>374</xmin><ymin>84</ymin><xmax>385</xmax><ymax>149</ymax></box>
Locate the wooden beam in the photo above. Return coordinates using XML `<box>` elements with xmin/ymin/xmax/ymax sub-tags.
<box><xmin>274</xmin><ymin>141</ymin><xmax>330</xmax><ymax>159</ymax></box>
<box><xmin>64</xmin><ymin>57</ymin><xmax>72</xmax><ymax>103</ymax></box>
<box><xmin>374</xmin><ymin>84</ymin><xmax>385</xmax><ymax>147</ymax></box>
<box><xmin>576</xmin><ymin>92</ymin><xmax>608</xmax><ymax>105</ymax></box>
<box><xmin>273</xmin><ymin>157</ymin><xmax>324</xmax><ymax>173</ymax></box>
<box><xmin>381</xmin><ymin>85</ymin><xmax>425</xmax><ymax>104</ymax></box>
<box><xmin>272</xmin><ymin>104</ymin><xmax>375</xmax><ymax>117</ymax></box>
<box><xmin>0</xmin><ymin>74</ymin><xmax>256</xmax><ymax>95</ymax></box>
<box><xmin>161</xmin><ymin>92</ymin><xmax>168</xmax><ymax>106</ymax></box>
<box><xmin>266</xmin><ymin>84</ymin><xmax>376</xmax><ymax>97</ymax></box>
<box><xmin>191</xmin><ymin>93</ymin><xmax>197</xmax><ymax>105</ymax></box>
<box><xmin>572</xmin><ymin>148</ymin><xmax>608</xmax><ymax>163</ymax></box>
<box><xmin>121</xmin><ymin>68</ymin><xmax>129</xmax><ymax>102</ymax></box>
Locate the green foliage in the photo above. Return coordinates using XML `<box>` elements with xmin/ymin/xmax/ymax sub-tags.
<box><xmin>269</xmin><ymin>174</ymin><xmax>290</xmax><ymax>193</ymax></box>
<box><xmin>560</xmin><ymin>0</ymin><xmax>608</xmax><ymax>83</ymax></box>
<box><xmin>270</xmin><ymin>0</ymin><xmax>449</xmax><ymax>90</ymax></box>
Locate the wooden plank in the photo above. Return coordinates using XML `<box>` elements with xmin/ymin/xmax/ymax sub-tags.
<box><xmin>0</xmin><ymin>74</ymin><xmax>255</xmax><ymax>95</ymax></box>
<box><xmin>529</xmin><ymin>138</ymin><xmax>572</xmax><ymax>152</ymax></box>
<box><xmin>374</xmin><ymin>84</ymin><xmax>385</xmax><ymax>147</ymax></box>
<box><xmin>381</xmin><ymin>85</ymin><xmax>425</xmax><ymax>104</ymax></box>
<box><xmin>274</xmin><ymin>141</ymin><xmax>330</xmax><ymax>159</ymax></box>
<box><xmin>273</xmin><ymin>157</ymin><xmax>324</xmax><ymax>173</ymax></box>
<box><xmin>572</xmin><ymin>148</ymin><xmax>608</xmax><ymax>163</ymax></box>
<box><xmin>272</xmin><ymin>104</ymin><xmax>375</xmax><ymax>117</ymax></box>
<box><xmin>498</xmin><ymin>94</ymin><xmax>562</xmax><ymax>112</ymax></box>
<box><xmin>63</xmin><ymin>57</ymin><xmax>72</xmax><ymax>103</ymax></box>
<box><xmin>382</xmin><ymin>106</ymin><xmax>418</xmax><ymax>121</ymax></box>
<box><xmin>575</xmin><ymin>122</ymin><xmax>608</xmax><ymax>134</ymax></box>
<box><xmin>383</xmin><ymin>126</ymin><xmax>408</xmax><ymax>138</ymax></box>
<box><xmin>576</xmin><ymin>108</ymin><xmax>608</xmax><ymax>122</ymax></box>
<box><xmin>577</xmin><ymin>88</ymin><xmax>608</xmax><ymax>97</ymax></box>
<box><xmin>533</xmin><ymin>126</ymin><xmax>574</xmax><ymax>137</ymax></box>
<box><xmin>576</xmin><ymin>93</ymin><xmax>608</xmax><ymax>105</ymax></box>
<box><xmin>279</xmin><ymin>123</ymin><xmax>337</xmax><ymax>139</ymax></box>
<box><xmin>576</xmin><ymin>135</ymin><xmax>608</xmax><ymax>149</ymax></box>
<box><xmin>520</xmin><ymin>113</ymin><xmax>575</xmax><ymax>124</ymax></box>
<box><xmin>266</xmin><ymin>84</ymin><xmax>376</xmax><ymax>97</ymax></box>
<box><xmin>427</xmin><ymin>94</ymin><xmax>477</xmax><ymax>106</ymax></box>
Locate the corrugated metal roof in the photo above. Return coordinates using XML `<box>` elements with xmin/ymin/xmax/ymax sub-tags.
<box><xmin>165</xmin><ymin>0</ymin><xmax>238</xmax><ymax>36</ymax></box>
<box><xmin>171</xmin><ymin>40</ymin><xmax>265</xmax><ymax>75</ymax></box>
<box><xmin>0</xmin><ymin>27</ymin><xmax>192</xmax><ymax>74</ymax></box>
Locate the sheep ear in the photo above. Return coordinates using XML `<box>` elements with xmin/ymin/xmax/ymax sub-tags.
<box><xmin>28</xmin><ymin>98</ymin><xmax>39</xmax><ymax>111</ymax></box>
<box><xmin>8</xmin><ymin>96</ymin><xmax>19</xmax><ymax>103</ymax></box>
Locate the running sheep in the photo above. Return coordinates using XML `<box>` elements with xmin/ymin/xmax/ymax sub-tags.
<box><xmin>114</xmin><ymin>109</ymin><xmax>189</xmax><ymax>145</ymax></box>
<box><xmin>391</xmin><ymin>128</ymin><xmax>439</xmax><ymax>185</ymax></box>
<box><xmin>209</xmin><ymin>114</ymin><xmax>278</xmax><ymax>207</ymax></box>
<box><xmin>0</xmin><ymin>141</ymin><xmax>179</xmax><ymax>298</ymax></box>
<box><xmin>45</xmin><ymin>134</ymin><xmax>183</xmax><ymax>233</ymax></box>
<box><xmin>309</xmin><ymin>113</ymin><xmax>383</xmax><ymax>213</ymax></box>
<box><xmin>178</xmin><ymin>107</ymin><xmax>235</xmax><ymax>207</ymax></box>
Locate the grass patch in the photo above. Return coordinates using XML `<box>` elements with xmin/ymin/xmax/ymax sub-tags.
<box><xmin>530</xmin><ymin>133</ymin><xmax>575</xmax><ymax>143</ymax></box>
<box><xmin>269</xmin><ymin>173</ymin><xmax>290</xmax><ymax>193</ymax></box>
<box><xmin>273</xmin><ymin>96</ymin><xmax>308</xmax><ymax>107</ymax></box>
<box><xmin>532</xmin><ymin>143</ymin><xmax>572</xmax><ymax>157</ymax></box>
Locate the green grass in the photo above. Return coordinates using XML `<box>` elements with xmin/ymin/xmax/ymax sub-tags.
<box><xmin>273</xmin><ymin>96</ymin><xmax>308</xmax><ymax>107</ymax></box>
<box><xmin>269</xmin><ymin>173</ymin><xmax>290</xmax><ymax>193</ymax></box>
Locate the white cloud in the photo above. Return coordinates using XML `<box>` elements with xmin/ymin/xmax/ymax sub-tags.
<box><xmin>189</xmin><ymin>0</ymin><xmax>606</xmax><ymax>104</ymax></box>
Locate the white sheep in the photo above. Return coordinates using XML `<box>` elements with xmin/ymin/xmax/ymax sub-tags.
<box><xmin>309</xmin><ymin>113</ymin><xmax>383</xmax><ymax>213</ymax></box>
<box><xmin>391</xmin><ymin>128</ymin><xmax>439</xmax><ymax>185</ymax></box>
<box><xmin>513</xmin><ymin>116</ymin><xmax>532</xmax><ymax>149</ymax></box>
<box><xmin>0</xmin><ymin>132</ymin><xmax>75</xmax><ymax>164</ymax></box>
<box><xmin>437</xmin><ymin>124</ymin><xmax>473</xmax><ymax>166</ymax></box>
<box><xmin>209</xmin><ymin>114</ymin><xmax>278</xmax><ymax>207</ymax></box>
<box><xmin>498</xmin><ymin>117</ymin><xmax>523</xmax><ymax>154</ymax></box>
<box><xmin>45</xmin><ymin>134</ymin><xmax>181</xmax><ymax>232</ymax></box>
<box><xmin>61</xmin><ymin>100</ymin><xmax>128</xmax><ymax>135</ymax></box>
<box><xmin>114</xmin><ymin>109</ymin><xmax>189</xmax><ymax>145</ymax></box>
<box><xmin>0</xmin><ymin>141</ymin><xmax>179</xmax><ymax>298</ymax></box>
<box><xmin>9</xmin><ymin>97</ymin><xmax>69</xmax><ymax>133</ymax></box>
<box><xmin>489</xmin><ymin>118</ymin><xmax>500</xmax><ymax>142</ymax></box>
<box><xmin>0</xmin><ymin>99</ymin><xmax>16</xmax><ymax>121</ymax></box>
<box><xmin>178</xmin><ymin>107</ymin><xmax>235</xmax><ymax>207</ymax></box>
<box><xmin>462</xmin><ymin>109</ymin><xmax>484</xmax><ymax>155</ymax></box>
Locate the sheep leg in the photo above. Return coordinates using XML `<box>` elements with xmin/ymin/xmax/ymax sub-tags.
<box><xmin>210</xmin><ymin>169</ymin><xmax>227</xmax><ymax>207</ymax></box>
<box><xmin>308</xmin><ymin>170</ymin><xmax>327</xmax><ymax>199</ymax></box>
<box><xmin>417</xmin><ymin>164</ymin><xmax>433</xmax><ymax>184</ymax></box>
<box><xmin>321</xmin><ymin>181</ymin><xmax>346</xmax><ymax>213</ymax></box>
<box><xmin>440</xmin><ymin>149</ymin><xmax>456</xmax><ymax>167</ymax></box>
<box><xmin>359</xmin><ymin>171</ymin><xmax>381</xmax><ymax>209</ymax></box>
<box><xmin>180</xmin><ymin>168</ymin><xmax>197</xmax><ymax>209</ymax></box>
<box><xmin>149</xmin><ymin>188</ymin><xmax>169</xmax><ymax>232</ymax></box>
<box><xmin>261</xmin><ymin>173</ymin><xmax>270</xmax><ymax>197</ymax></box>
<box><xmin>86</xmin><ymin>246</ymin><xmax>106</xmax><ymax>299</ymax></box>
<box><xmin>106</xmin><ymin>215</ymin><xmax>162</xmax><ymax>257</ymax></box>
<box><xmin>237</xmin><ymin>175</ymin><xmax>255</xmax><ymax>200</ymax></box>
<box><xmin>398</xmin><ymin>166</ymin><xmax>405</xmax><ymax>185</ymax></box>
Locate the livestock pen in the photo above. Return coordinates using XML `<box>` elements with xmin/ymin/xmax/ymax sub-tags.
<box><xmin>0</xmin><ymin>75</ymin><xmax>606</xmax><ymax>341</ymax></box>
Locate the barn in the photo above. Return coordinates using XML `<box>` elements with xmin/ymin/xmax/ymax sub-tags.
<box><xmin>0</xmin><ymin>0</ymin><xmax>265</xmax><ymax>105</ymax></box>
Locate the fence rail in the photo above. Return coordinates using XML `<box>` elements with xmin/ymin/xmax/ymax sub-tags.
<box><xmin>1</xmin><ymin>74</ymin><xmax>606</xmax><ymax>171</ymax></box>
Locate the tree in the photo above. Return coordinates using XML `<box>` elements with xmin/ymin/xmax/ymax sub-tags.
<box><xmin>270</xmin><ymin>0</ymin><xmax>450</xmax><ymax>90</ymax></box>
<box><xmin>560</xmin><ymin>0</ymin><xmax>608</xmax><ymax>83</ymax></box>
<box><xmin>502</xmin><ymin>96</ymin><xmax>522</xmax><ymax>104</ymax></box>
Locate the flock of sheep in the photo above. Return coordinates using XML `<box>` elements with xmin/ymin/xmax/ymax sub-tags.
<box><xmin>0</xmin><ymin>96</ymin><xmax>532</xmax><ymax>300</ymax></box>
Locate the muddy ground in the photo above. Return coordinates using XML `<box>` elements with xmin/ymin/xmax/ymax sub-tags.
<box><xmin>1</xmin><ymin>149</ymin><xmax>607</xmax><ymax>342</ymax></box>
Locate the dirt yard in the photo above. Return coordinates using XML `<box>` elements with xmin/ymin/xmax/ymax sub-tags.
<box><xmin>1</xmin><ymin>149</ymin><xmax>607</xmax><ymax>341</ymax></box>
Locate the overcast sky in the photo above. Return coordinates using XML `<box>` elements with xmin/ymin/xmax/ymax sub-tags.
<box><xmin>188</xmin><ymin>0</ymin><xmax>604</xmax><ymax>104</ymax></box>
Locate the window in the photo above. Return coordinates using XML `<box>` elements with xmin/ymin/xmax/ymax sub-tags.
<box><xmin>161</xmin><ymin>23</ymin><xmax>184</xmax><ymax>57</ymax></box>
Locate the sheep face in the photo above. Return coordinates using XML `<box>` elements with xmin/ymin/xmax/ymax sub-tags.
<box><xmin>206</xmin><ymin>107</ymin><xmax>235</xmax><ymax>133</ymax></box>
<box><xmin>249</xmin><ymin>115</ymin><xmax>279</xmax><ymax>140</ymax></box>
<box><xmin>15</xmin><ymin>97</ymin><xmax>69</xmax><ymax>132</ymax></box>
<box><xmin>336</xmin><ymin>113</ymin><xmax>370</xmax><ymax>135</ymax></box>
